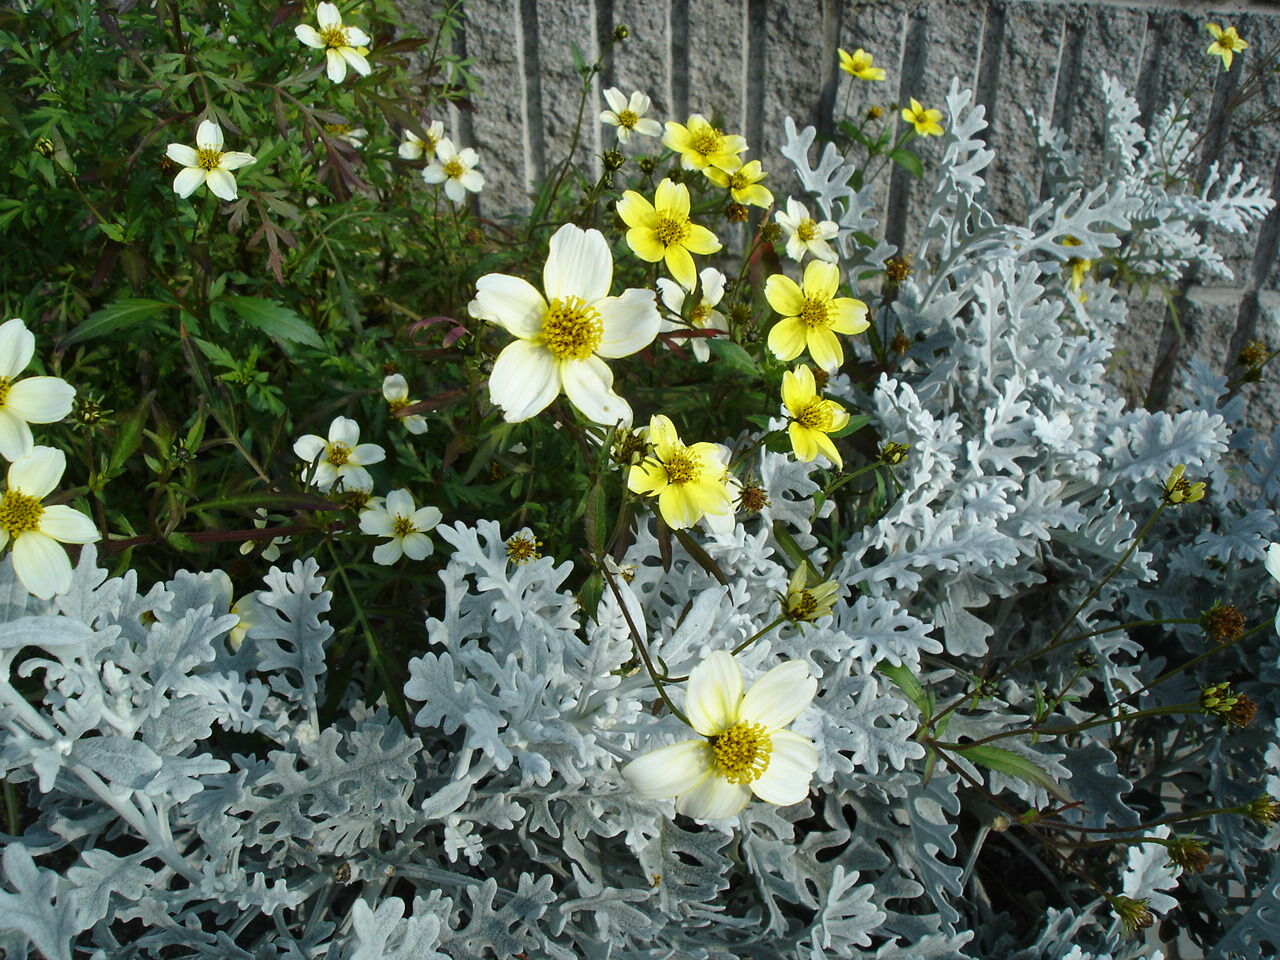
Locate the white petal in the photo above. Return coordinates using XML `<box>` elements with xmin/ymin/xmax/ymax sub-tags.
<box><xmin>1266</xmin><ymin>543</ymin><xmax>1280</xmax><ymax>583</ymax></box>
<box><xmin>785</xmin><ymin>197</ymin><xmax>808</xmax><ymax>222</ymax></box>
<box><xmin>489</xmin><ymin>341</ymin><xmax>561</xmax><ymax>422</ymax></box>
<box><xmin>459</xmin><ymin>170</ymin><xmax>484</xmax><ymax>192</ymax></box>
<box><xmin>807</xmin><ymin>237</ymin><xmax>838</xmax><ymax>263</ymax></box>
<box><xmin>351</xmin><ymin>443</ymin><xmax>386</xmax><ymax>466</ymax></box>
<box><xmin>629</xmin><ymin>91</ymin><xmax>651</xmax><ymax>114</ymax></box>
<box><xmin>738</xmin><ymin>659</ymin><xmax>817</xmax><ymax>730</ymax></box>
<box><xmin>312</xmin><ymin>461</ymin><xmax>338</xmax><ymax>491</ymax></box>
<box><xmin>603</xmin><ymin>87</ymin><xmax>628</xmax><ymax>113</ymax></box>
<box><xmin>165</xmin><ymin>143</ymin><xmax>198</xmax><ymax>166</ymax></box>
<box><xmin>750</xmin><ymin>730</ymin><xmax>818</xmax><ymax>805</ymax></box>
<box><xmin>544</xmin><ymin>224</ymin><xmax>612</xmax><ymax>304</ymax></box>
<box><xmin>8</xmin><ymin>446</ymin><xmax>65</xmax><ymax>498</ymax></box>
<box><xmin>0</xmin><ymin>410</ymin><xmax>33</xmax><ymax>461</ymax></box>
<box><xmin>403</xmin><ymin>416</ymin><xmax>428</xmax><ymax>434</ymax></box>
<box><xmin>336</xmin><ymin>465</ymin><xmax>374</xmax><ymax>492</ymax></box>
<box><xmin>382</xmin><ymin>374</ymin><xmax>408</xmax><ymax>401</ymax></box>
<box><xmin>12</xmin><ymin>532</ymin><xmax>72</xmax><ymax>599</ymax></box>
<box><xmin>204</xmin><ymin>169</ymin><xmax>238</xmax><ymax>201</ymax></box>
<box><xmin>656</xmin><ymin>278</ymin><xmax>687</xmax><ymax>315</ymax></box>
<box><xmin>293</xmin><ymin>434</ymin><xmax>326</xmax><ymax>462</ymax></box>
<box><xmin>458</xmin><ymin>147</ymin><xmax>479</xmax><ymax>166</ymax></box>
<box><xmin>37</xmin><ymin>505</ymin><xmax>99</xmax><ymax>544</ymax></box>
<box><xmin>398</xmin><ymin>139</ymin><xmax>423</xmax><ymax>160</ymax></box>
<box><xmin>421</xmin><ymin>164</ymin><xmax>446</xmax><ymax>184</ymax></box>
<box><xmin>434</xmin><ymin>138</ymin><xmax>457</xmax><ymax>162</ymax></box>
<box><xmin>359</xmin><ymin>508</ymin><xmax>394</xmax><ymax>536</ymax></box>
<box><xmin>341</xmin><ymin>48</ymin><xmax>372</xmax><ymax>76</ymax></box>
<box><xmin>685</xmin><ymin>650</ymin><xmax>743</xmax><ymax>737</ymax></box>
<box><xmin>371</xmin><ymin>539</ymin><xmax>403</xmax><ymax>566</ymax></box>
<box><xmin>328</xmin><ymin>416</ymin><xmax>360</xmax><ymax>446</ymax></box>
<box><xmin>443</xmin><ymin>178</ymin><xmax>465</xmax><ymax>204</ymax></box>
<box><xmin>6</xmin><ymin>377</ymin><xmax>74</xmax><ymax>424</ymax></box>
<box><xmin>345</xmin><ymin>26</ymin><xmax>371</xmax><ymax>46</ymax></box>
<box><xmin>385</xmin><ymin>488</ymin><xmax>415</xmax><ymax>516</ymax></box>
<box><xmin>326</xmin><ymin>49</ymin><xmax>348</xmax><ymax>83</ymax></box>
<box><xmin>595</xmin><ymin>288</ymin><xmax>660</xmax><ymax>359</ymax></box>
<box><xmin>411</xmin><ymin>505</ymin><xmax>442</xmax><ymax>531</ymax></box>
<box><xmin>316</xmin><ymin>2</ymin><xmax>341</xmax><ymax>29</ymax></box>
<box><xmin>675</xmin><ymin>774</ymin><xmax>751</xmax><ymax>820</ymax></box>
<box><xmin>295</xmin><ymin>23</ymin><xmax>325</xmax><ymax>48</ymax></box>
<box><xmin>561</xmin><ymin>355</ymin><xmax>630</xmax><ymax>424</ymax></box>
<box><xmin>196</xmin><ymin>120</ymin><xmax>223</xmax><ymax>150</ymax></box>
<box><xmin>633</xmin><ymin>118</ymin><xmax>663</xmax><ymax>138</ymax></box>
<box><xmin>623</xmin><ymin>740</ymin><xmax>713</xmax><ymax>798</ymax></box>
<box><xmin>0</xmin><ymin>319</ymin><xmax>34</xmax><ymax>379</ymax></box>
<box><xmin>400</xmin><ymin>532</ymin><xmax>433</xmax><ymax>560</ymax></box>
<box><xmin>172</xmin><ymin>167</ymin><xmax>206</xmax><ymax>198</ymax></box>
<box><xmin>469</xmin><ymin>274</ymin><xmax>547</xmax><ymax>340</ymax></box>
<box><xmin>700</xmin><ymin>268</ymin><xmax>726</xmax><ymax>305</ymax></box>
<box><xmin>218</xmin><ymin>151</ymin><xmax>255</xmax><ymax>171</ymax></box>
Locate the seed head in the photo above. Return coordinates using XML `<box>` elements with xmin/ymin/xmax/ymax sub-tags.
<box><xmin>1109</xmin><ymin>895</ymin><xmax>1154</xmax><ymax>936</ymax></box>
<box><xmin>884</xmin><ymin>254</ymin><xmax>913</xmax><ymax>285</ymax></box>
<box><xmin>727</xmin><ymin>202</ymin><xmax>749</xmax><ymax>223</ymax></box>
<box><xmin>890</xmin><ymin>332</ymin><xmax>912</xmax><ymax>355</ymax></box>
<box><xmin>613</xmin><ymin>24</ymin><xmax>630</xmax><ymax>41</ymax></box>
<box><xmin>1241</xmin><ymin>794</ymin><xmax>1280</xmax><ymax>824</ymax></box>
<box><xmin>812</xmin><ymin>367</ymin><xmax>830</xmax><ymax>390</ymax></box>
<box><xmin>1199</xmin><ymin>681</ymin><xmax>1253</xmax><ymax>725</ymax></box>
<box><xmin>637</xmin><ymin>156</ymin><xmax>657</xmax><ymax>176</ymax></box>
<box><xmin>866</xmin><ymin>106</ymin><xmax>884</xmax><ymax>120</ymax></box>
<box><xmin>736</xmin><ymin>478</ymin><xmax>770</xmax><ymax>513</ymax></box>
<box><xmin>759</xmin><ymin>221</ymin><xmax>782</xmax><ymax>244</ymax></box>
<box><xmin>729</xmin><ymin>302</ymin><xmax>753</xmax><ymax>327</ymax></box>
<box><xmin>1237</xmin><ymin>340</ymin><xmax>1267</xmax><ymax>368</ymax></box>
<box><xmin>1073</xmin><ymin>648</ymin><xmax>1098</xmax><ymax>670</ymax></box>
<box><xmin>603</xmin><ymin>149</ymin><xmax>625</xmax><ymax>171</ymax></box>
<box><xmin>1165</xmin><ymin>836</ymin><xmax>1210</xmax><ymax>874</ymax></box>
<box><xmin>35</xmin><ymin>137</ymin><xmax>55</xmax><ymax>157</ymax></box>
<box><xmin>1201</xmin><ymin>603</ymin><xmax>1245</xmax><ymax>646</ymax></box>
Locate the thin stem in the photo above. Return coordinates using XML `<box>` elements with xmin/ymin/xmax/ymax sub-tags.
<box><xmin>730</xmin><ymin>614</ymin><xmax>787</xmax><ymax>657</ymax></box>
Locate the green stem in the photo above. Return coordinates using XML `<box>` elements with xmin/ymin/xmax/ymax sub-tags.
<box><xmin>730</xmin><ymin>614</ymin><xmax>786</xmax><ymax>657</ymax></box>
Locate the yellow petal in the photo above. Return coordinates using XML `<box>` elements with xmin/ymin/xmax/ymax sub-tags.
<box><xmin>629</xmin><ymin>461</ymin><xmax>668</xmax><ymax>496</ymax></box>
<box><xmin>648</xmin><ymin>413</ymin><xmax>680</xmax><ymax>456</ymax></box>
<box><xmin>627</xmin><ymin>227</ymin><xmax>666</xmax><ymax>262</ymax></box>
<box><xmin>665</xmin><ymin>245</ymin><xmax>697</xmax><ymax>291</ymax></box>
<box><xmin>655</xmin><ymin>178</ymin><xmax>690</xmax><ymax>218</ymax></box>
<box><xmin>764</xmin><ymin>273</ymin><xmax>805</xmax><ymax>316</ymax></box>
<box><xmin>807</xmin><ymin>326</ymin><xmax>843</xmax><ymax>373</ymax></box>
<box><xmin>781</xmin><ymin>366</ymin><xmax>814</xmax><ymax>414</ymax></box>
<box><xmin>814</xmin><ymin>431</ymin><xmax>843</xmax><ymax>469</ymax></box>
<box><xmin>788</xmin><ymin>422</ymin><xmax>818</xmax><ymax>462</ymax></box>
<box><xmin>768</xmin><ymin>316</ymin><xmax>807</xmax><ymax>361</ymax></box>
<box><xmin>683</xmin><ymin>223</ymin><xmax>722</xmax><ymax>256</ymax></box>
<box><xmin>704</xmin><ymin>167</ymin><xmax>731</xmax><ymax>189</ymax></box>
<box><xmin>830</xmin><ymin>297</ymin><xmax>869</xmax><ymax>334</ymax></box>
<box><xmin>617</xmin><ymin>190</ymin><xmax>656</xmax><ymax>228</ymax></box>
<box><xmin>737</xmin><ymin>184</ymin><xmax>774</xmax><ymax>208</ymax></box>
<box><xmin>802</xmin><ymin>260</ymin><xmax>841</xmax><ymax>300</ymax></box>
<box><xmin>658</xmin><ymin>485</ymin><xmax>701</xmax><ymax>529</ymax></box>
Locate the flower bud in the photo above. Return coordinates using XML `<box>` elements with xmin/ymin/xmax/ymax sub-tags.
<box><xmin>613</xmin><ymin>24</ymin><xmax>630</xmax><ymax>41</ymax></box>
<box><xmin>603</xmin><ymin>149</ymin><xmax>625</xmax><ymax>171</ymax></box>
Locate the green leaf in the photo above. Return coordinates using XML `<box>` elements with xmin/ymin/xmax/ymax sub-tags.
<box><xmin>63</xmin><ymin>299</ymin><xmax>171</xmax><ymax>345</ymax></box>
<box><xmin>770</xmin><ymin>521</ymin><xmax>809</xmax><ymax>570</ymax></box>
<box><xmin>96</xmin><ymin>222</ymin><xmax>125</xmax><ymax>242</ymax></box>
<box><xmin>191</xmin><ymin>491</ymin><xmax>339</xmax><ymax>513</ymax></box>
<box><xmin>830</xmin><ymin>413</ymin><xmax>870</xmax><ymax>439</ymax></box>
<box><xmin>889</xmin><ymin>148</ymin><xmax>924</xmax><ymax>179</ymax></box>
<box><xmin>672</xmin><ymin>528</ymin><xmax>728</xmax><ymax>586</ymax></box>
<box><xmin>222</xmin><ymin>296</ymin><xmax>324</xmax><ymax>349</ymax></box>
<box><xmin>706</xmin><ymin>339</ymin><xmax>761</xmax><ymax>375</ymax></box>
<box><xmin>878</xmin><ymin>663</ymin><xmax>931</xmax><ymax>718</ymax></box>
<box><xmin>578</xmin><ymin>572</ymin><xmax>604</xmax><ymax>624</ymax></box>
<box><xmin>103</xmin><ymin>391</ymin><xmax>152</xmax><ymax>481</ymax></box>
<box><xmin>584</xmin><ymin>480</ymin><xmax>607</xmax><ymax>557</ymax></box>
<box><xmin>958</xmin><ymin>744</ymin><xmax>1071</xmax><ymax>803</ymax></box>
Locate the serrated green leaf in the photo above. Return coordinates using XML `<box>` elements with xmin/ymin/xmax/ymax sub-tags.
<box><xmin>959</xmin><ymin>744</ymin><xmax>1070</xmax><ymax>802</ymax></box>
<box><xmin>584</xmin><ymin>480</ymin><xmax>607</xmax><ymax>556</ymax></box>
<box><xmin>222</xmin><ymin>296</ymin><xmax>323</xmax><ymax>349</ymax></box>
<box><xmin>63</xmin><ymin>299</ymin><xmax>171</xmax><ymax>345</ymax></box>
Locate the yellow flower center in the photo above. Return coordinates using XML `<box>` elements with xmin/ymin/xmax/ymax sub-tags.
<box><xmin>617</xmin><ymin>109</ymin><xmax>639</xmax><ymax>129</ymax></box>
<box><xmin>798</xmin><ymin>297</ymin><xmax>832</xmax><ymax>329</ymax></box>
<box><xmin>711</xmin><ymin>721</ymin><xmax>772</xmax><ymax>784</ymax></box>
<box><xmin>320</xmin><ymin>26</ymin><xmax>350</xmax><ymax>49</ymax></box>
<box><xmin>196</xmin><ymin>148</ymin><xmax>223</xmax><ymax>170</ymax></box>
<box><xmin>506</xmin><ymin>534</ymin><xmax>542</xmax><ymax>563</ymax></box>
<box><xmin>325</xmin><ymin>123</ymin><xmax>351</xmax><ymax>135</ymax></box>
<box><xmin>0</xmin><ymin>490</ymin><xmax>44</xmax><ymax>538</ymax></box>
<box><xmin>795</xmin><ymin>398</ymin><xmax>833</xmax><ymax>432</ymax></box>
<box><xmin>689</xmin><ymin>125</ymin><xmax>724</xmax><ymax>157</ymax></box>
<box><xmin>540</xmin><ymin>296</ymin><xmax>603</xmax><ymax>361</ymax></box>
<box><xmin>653</xmin><ymin>213</ymin><xmax>690</xmax><ymax>248</ymax></box>
<box><xmin>663</xmin><ymin>447</ymin><xmax>702</xmax><ymax>486</ymax></box>
<box><xmin>443</xmin><ymin>158</ymin><xmax>465</xmax><ymax>180</ymax></box>
<box><xmin>690</xmin><ymin>302</ymin><xmax>710</xmax><ymax>326</ymax></box>
<box><xmin>326</xmin><ymin>442</ymin><xmax>352</xmax><ymax>466</ymax></box>
<box><xmin>788</xmin><ymin>590</ymin><xmax>818</xmax><ymax>620</ymax></box>
<box><xmin>795</xmin><ymin>219</ymin><xmax>818</xmax><ymax>242</ymax></box>
<box><xmin>392</xmin><ymin>515</ymin><xmax>416</xmax><ymax>538</ymax></box>
<box><xmin>728</xmin><ymin>171</ymin><xmax>749</xmax><ymax>190</ymax></box>
<box><xmin>0</xmin><ymin>376</ymin><xmax>10</xmax><ymax>407</ymax></box>
<box><xmin>387</xmin><ymin>397</ymin><xmax>410</xmax><ymax>413</ymax></box>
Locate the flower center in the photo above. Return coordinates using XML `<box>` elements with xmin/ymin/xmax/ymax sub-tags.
<box><xmin>196</xmin><ymin>148</ymin><xmax>223</xmax><ymax>170</ymax></box>
<box><xmin>506</xmin><ymin>533</ymin><xmax>543</xmax><ymax>563</ymax></box>
<box><xmin>392</xmin><ymin>515</ymin><xmax>416</xmax><ymax>537</ymax></box>
<box><xmin>798</xmin><ymin>297</ymin><xmax>831</xmax><ymax>329</ymax></box>
<box><xmin>653</xmin><ymin>214</ymin><xmax>690</xmax><ymax>248</ymax></box>
<box><xmin>326</xmin><ymin>442</ymin><xmax>352</xmax><ymax>466</ymax></box>
<box><xmin>796</xmin><ymin>398</ymin><xmax>832</xmax><ymax>431</ymax></box>
<box><xmin>663</xmin><ymin>448</ymin><xmax>702</xmax><ymax>486</ymax></box>
<box><xmin>690</xmin><ymin>302</ymin><xmax>710</xmax><ymax>326</ymax></box>
<box><xmin>795</xmin><ymin>218</ymin><xmax>818</xmax><ymax>242</ymax></box>
<box><xmin>788</xmin><ymin>590</ymin><xmax>817</xmax><ymax>620</ymax></box>
<box><xmin>728</xmin><ymin>171</ymin><xmax>749</xmax><ymax>190</ymax></box>
<box><xmin>540</xmin><ymin>296</ymin><xmax>604</xmax><ymax>361</ymax></box>
<box><xmin>690</xmin><ymin>126</ymin><xmax>724</xmax><ymax>157</ymax></box>
<box><xmin>0</xmin><ymin>376</ymin><xmax>10</xmax><ymax>407</ymax></box>
<box><xmin>710</xmin><ymin>721</ymin><xmax>772</xmax><ymax>784</ymax></box>
<box><xmin>443</xmin><ymin>158</ymin><xmax>464</xmax><ymax>180</ymax></box>
<box><xmin>325</xmin><ymin>123</ymin><xmax>351</xmax><ymax>135</ymax></box>
<box><xmin>320</xmin><ymin>26</ymin><xmax>349</xmax><ymax>49</ymax></box>
<box><xmin>617</xmin><ymin>109</ymin><xmax>638</xmax><ymax>129</ymax></box>
<box><xmin>387</xmin><ymin>397</ymin><xmax>410</xmax><ymax>413</ymax></box>
<box><xmin>0</xmin><ymin>490</ymin><xmax>44</xmax><ymax>538</ymax></box>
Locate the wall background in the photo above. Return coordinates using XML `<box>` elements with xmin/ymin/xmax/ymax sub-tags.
<box><xmin>402</xmin><ymin>0</ymin><xmax>1280</xmax><ymax>414</ymax></box>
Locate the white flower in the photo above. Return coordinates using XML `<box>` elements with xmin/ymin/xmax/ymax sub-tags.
<box><xmin>293</xmin><ymin>416</ymin><xmax>385</xmax><ymax>492</ymax></box>
<box><xmin>656</xmin><ymin>267</ymin><xmax>727</xmax><ymax>363</ymax></box>
<box><xmin>0</xmin><ymin>318</ymin><xmax>75</xmax><ymax>461</ymax></box>
<box><xmin>295</xmin><ymin>1</ymin><xmax>372</xmax><ymax>83</ymax></box>
<box><xmin>1266</xmin><ymin>543</ymin><xmax>1280</xmax><ymax>634</ymax></box>
<box><xmin>381</xmin><ymin>374</ymin><xmax>428</xmax><ymax>435</ymax></box>
<box><xmin>238</xmin><ymin>507</ymin><xmax>285</xmax><ymax>562</ymax></box>
<box><xmin>359</xmin><ymin>489</ymin><xmax>442</xmax><ymax>565</ymax></box>
<box><xmin>775</xmin><ymin>197</ymin><xmax>839</xmax><ymax>263</ymax></box>
<box><xmin>165</xmin><ymin>120</ymin><xmax>256</xmax><ymax>201</ymax></box>
<box><xmin>599</xmin><ymin>88</ymin><xmax>662</xmax><ymax>144</ymax></box>
<box><xmin>399</xmin><ymin>121</ymin><xmax>445</xmax><ymax>160</ymax></box>
<box><xmin>468</xmin><ymin>223</ymin><xmax>660</xmax><ymax>424</ymax></box>
<box><xmin>325</xmin><ymin>123</ymin><xmax>367</xmax><ymax>148</ymax></box>
<box><xmin>623</xmin><ymin>650</ymin><xmax>819</xmax><ymax>820</ymax></box>
<box><xmin>422</xmin><ymin>138</ymin><xmax>484</xmax><ymax>205</ymax></box>
<box><xmin>0</xmin><ymin>446</ymin><xmax>99</xmax><ymax>600</ymax></box>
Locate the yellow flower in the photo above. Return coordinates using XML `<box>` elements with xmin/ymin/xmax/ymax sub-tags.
<box><xmin>662</xmin><ymin>115</ymin><xmax>747</xmax><ymax>174</ymax></box>
<box><xmin>782</xmin><ymin>565</ymin><xmax>840</xmax><ymax>623</ymax></box>
<box><xmin>781</xmin><ymin>365</ymin><xmax>850</xmax><ymax>468</ymax></box>
<box><xmin>1062</xmin><ymin>235</ymin><xmax>1092</xmax><ymax>298</ymax></box>
<box><xmin>617</xmin><ymin>178</ymin><xmax>723</xmax><ymax>291</ymax></box>
<box><xmin>838</xmin><ymin>47</ymin><xmax>885</xmax><ymax>81</ymax></box>
<box><xmin>765</xmin><ymin>261</ymin><xmax>869</xmax><ymax>373</ymax></box>
<box><xmin>627</xmin><ymin>414</ymin><xmax>732</xmax><ymax>530</ymax></box>
<box><xmin>705</xmin><ymin>160</ymin><xmax>774</xmax><ymax>208</ymax></box>
<box><xmin>901</xmin><ymin>98</ymin><xmax>944</xmax><ymax>137</ymax></box>
<box><xmin>1163</xmin><ymin>463</ymin><xmax>1206</xmax><ymax>505</ymax></box>
<box><xmin>1206</xmin><ymin>23</ymin><xmax>1247</xmax><ymax>71</ymax></box>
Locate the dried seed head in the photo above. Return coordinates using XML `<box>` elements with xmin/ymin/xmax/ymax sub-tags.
<box><xmin>1166</xmin><ymin>836</ymin><xmax>1210</xmax><ymax>874</ymax></box>
<box><xmin>1201</xmin><ymin>603</ymin><xmax>1246</xmax><ymax>646</ymax></box>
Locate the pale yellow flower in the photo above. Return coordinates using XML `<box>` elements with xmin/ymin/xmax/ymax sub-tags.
<box><xmin>901</xmin><ymin>98</ymin><xmax>944</xmax><ymax>137</ymax></box>
<box><xmin>662</xmin><ymin>115</ymin><xmax>747</xmax><ymax>174</ymax></box>
<box><xmin>838</xmin><ymin>48</ymin><xmax>885</xmax><ymax>81</ymax></box>
<box><xmin>599</xmin><ymin>88</ymin><xmax>662</xmax><ymax>144</ymax></box>
<box><xmin>617</xmin><ymin>179</ymin><xmax>722</xmax><ymax>291</ymax></box>
<box><xmin>1206</xmin><ymin>23</ymin><xmax>1247</xmax><ymax>71</ymax></box>
<box><xmin>765</xmin><ymin>261</ymin><xmax>869</xmax><ymax>373</ymax></box>
<box><xmin>705</xmin><ymin>160</ymin><xmax>774</xmax><ymax>208</ymax></box>
<box><xmin>781</xmin><ymin>365</ymin><xmax>850</xmax><ymax>468</ymax></box>
<box><xmin>628</xmin><ymin>414</ymin><xmax>732</xmax><ymax>530</ymax></box>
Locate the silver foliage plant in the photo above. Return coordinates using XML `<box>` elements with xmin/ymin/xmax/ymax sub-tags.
<box><xmin>2</xmin><ymin>76</ymin><xmax>1279</xmax><ymax>959</ymax></box>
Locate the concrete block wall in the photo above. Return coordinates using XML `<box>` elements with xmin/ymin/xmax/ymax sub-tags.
<box><xmin>402</xmin><ymin>0</ymin><xmax>1280</xmax><ymax>412</ymax></box>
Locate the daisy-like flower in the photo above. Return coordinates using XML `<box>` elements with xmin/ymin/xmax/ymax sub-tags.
<box><xmin>782</xmin><ymin>364</ymin><xmax>850</xmax><ymax>468</ymax></box>
<box><xmin>165</xmin><ymin>120</ymin><xmax>256</xmax><ymax>201</ymax></box>
<box><xmin>0</xmin><ymin>447</ymin><xmax>99</xmax><ymax>600</ymax></box>
<box><xmin>1266</xmin><ymin>542</ymin><xmax>1280</xmax><ymax>634</ymax></box>
<box><xmin>398</xmin><ymin>120</ymin><xmax>445</xmax><ymax>160</ymax></box>
<box><xmin>1206</xmin><ymin>23</ymin><xmax>1248</xmax><ymax>71</ymax></box>
<box><xmin>382</xmin><ymin>374</ymin><xmax>428</xmax><ymax>435</ymax></box>
<box><xmin>295</xmin><ymin>2</ymin><xmax>372</xmax><ymax>83</ymax></box>
<box><xmin>617</xmin><ymin>178</ymin><xmax>723</xmax><ymax>291</ymax></box>
<box><xmin>293</xmin><ymin>416</ymin><xmax>385</xmax><ymax>492</ymax></box>
<box><xmin>1162</xmin><ymin>463</ymin><xmax>1205</xmax><ymax>505</ymax></box>
<box><xmin>1062</xmin><ymin>235</ymin><xmax>1092</xmax><ymax>298</ymax></box>
<box><xmin>358</xmin><ymin>488</ymin><xmax>442</xmax><ymax>565</ymax></box>
<box><xmin>838</xmin><ymin>47</ymin><xmax>886</xmax><ymax>81</ymax></box>
<box><xmin>324</xmin><ymin>123</ymin><xmax>367</xmax><ymax>148</ymax></box>
<box><xmin>627</xmin><ymin>414</ymin><xmax>732</xmax><ymax>529</ymax></box>
<box><xmin>468</xmin><ymin>223</ymin><xmax>660</xmax><ymax>424</ymax></box>
<box><xmin>0</xmin><ymin>318</ymin><xmax>75</xmax><ymax>461</ymax></box>
<box><xmin>656</xmin><ymin>267</ymin><xmax>726</xmax><ymax>363</ymax></box>
<box><xmin>663</xmin><ymin>115</ymin><xmax>747</xmax><ymax>174</ymax></box>
<box><xmin>704</xmin><ymin>159</ymin><xmax>774</xmax><ymax>209</ymax></box>
<box><xmin>765</xmin><ymin>260</ymin><xmax>869</xmax><ymax>373</ymax></box>
<box><xmin>775</xmin><ymin>198</ymin><xmax>839</xmax><ymax>263</ymax></box>
<box><xmin>622</xmin><ymin>650</ymin><xmax>819</xmax><ymax>820</ymax></box>
<box><xmin>423</xmin><ymin>138</ymin><xmax>484</xmax><ymax>205</ymax></box>
<box><xmin>901</xmin><ymin>98</ymin><xmax>944</xmax><ymax>137</ymax></box>
<box><xmin>599</xmin><ymin>88</ymin><xmax>662</xmax><ymax>144</ymax></box>
<box><xmin>782</xmin><ymin>565</ymin><xmax>840</xmax><ymax>623</ymax></box>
